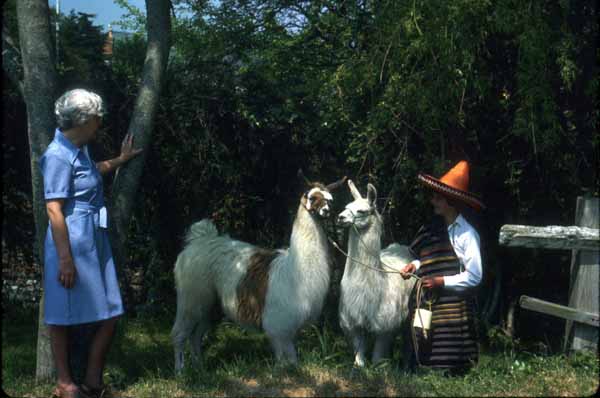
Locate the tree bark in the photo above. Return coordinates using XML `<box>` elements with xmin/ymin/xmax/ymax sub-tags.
<box><xmin>108</xmin><ymin>0</ymin><xmax>171</xmax><ymax>290</ymax></box>
<box><xmin>15</xmin><ymin>0</ymin><xmax>58</xmax><ymax>382</ymax></box>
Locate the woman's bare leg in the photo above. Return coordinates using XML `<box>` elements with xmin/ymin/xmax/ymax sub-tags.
<box><xmin>83</xmin><ymin>316</ymin><xmax>119</xmax><ymax>388</ymax></box>
<box><xmin>48</xmin><ymin>325</ymin><xmax>79</xmax><ymax>392</ymax></box>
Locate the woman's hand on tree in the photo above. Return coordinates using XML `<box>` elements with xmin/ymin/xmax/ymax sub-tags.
<box><xmin>118</xmin><ymin>132</ymin><xmax>143</xmax><ymax>163</ymax></box>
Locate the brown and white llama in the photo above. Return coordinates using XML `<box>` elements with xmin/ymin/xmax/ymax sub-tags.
<box><xmin>171</xmin><ymin>172</ymin><xmax>346</xmax><ymax>372</ymax></box>
<box><xmin>337</xmin><ymin>180</ymin><xmax>416</xmax><ymax>367</ymax></box>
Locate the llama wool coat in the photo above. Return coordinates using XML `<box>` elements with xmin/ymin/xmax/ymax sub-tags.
<box><xmin>40</xmin><ymin>129</ymin><xmax>124</xmax><ymax>325</ymax></box>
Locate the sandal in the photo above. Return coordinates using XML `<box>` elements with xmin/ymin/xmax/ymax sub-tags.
<box><xmin>51</xmin><ymin>385</ymin><xmax>81</xmax><ymax>398</ymax></box>
<box><xmin>79</xmin><ymin>383</ymin><xmax>115</xmax><ymax>398</ymax></box>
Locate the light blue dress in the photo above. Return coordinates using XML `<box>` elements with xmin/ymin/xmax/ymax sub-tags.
<box><xmin>40</xmin><ymin>129</ymin><xmax>124</xmax><ymax>325</ymax></box>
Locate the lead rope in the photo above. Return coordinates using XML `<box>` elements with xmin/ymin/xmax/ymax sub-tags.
<box><xmin>328</xmin><ymin>236</ymin><xmax>418</xmax><ymax>276</ymax></box>
<box><xmin>326</xmin><ymin>229</ymin><xmax>427</xmax><ymax>368</ymax></box>
<box><xmin>411</xmin><ymin>278</ymin><xmax>432</xmax><ymax>368</ymax></box>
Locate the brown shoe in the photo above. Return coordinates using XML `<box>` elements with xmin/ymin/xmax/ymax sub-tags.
<box><xmin>51</xmin><ymin>385</ymin><xmax>81</xmax><ymax>398</ymax></box>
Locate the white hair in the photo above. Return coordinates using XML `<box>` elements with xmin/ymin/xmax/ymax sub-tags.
<box><xmin>55</xmin><ymin>89</ymin><xmax>105</xmax><ymax>130</ymax></box>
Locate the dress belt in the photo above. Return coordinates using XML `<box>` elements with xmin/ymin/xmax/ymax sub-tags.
<box><xmin>64</xmin><ymin>202</ymin><xmax>108</xmax><ymax>229</ymax></box>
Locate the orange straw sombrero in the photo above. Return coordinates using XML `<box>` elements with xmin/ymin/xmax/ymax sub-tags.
<box><xmin>417</xmin><ymin>160</ymin><xmax>485</xmax><ymax>211</ymax></box>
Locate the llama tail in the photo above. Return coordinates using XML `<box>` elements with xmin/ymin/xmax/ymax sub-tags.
<box><xmin>185</xmin><ymin>219</ymin><xmax>219</xmax><ymax>243</ymax></box>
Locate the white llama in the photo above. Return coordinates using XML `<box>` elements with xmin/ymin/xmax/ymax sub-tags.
<box><xmin>171</xmin><ymin>172</ymin><xmax>346</xmax><ymax>372</ymax></box>
<box><xmin>337</xmin><ymin>180</ymin><xmax>416</xmax><ymax>367</ymax></box>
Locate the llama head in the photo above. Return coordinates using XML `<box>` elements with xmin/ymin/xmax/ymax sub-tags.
<box><xmin>298</xmin><ymin>169</ymin><xmax>347</xmax><ymax>219</ymax></box>
<box><xmin>337</xmin><ymin>180</ymin><xmax>379</xmax><ymax>230</ymax></box>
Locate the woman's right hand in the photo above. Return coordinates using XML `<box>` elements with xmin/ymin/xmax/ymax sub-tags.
<box><xmin>58</xmin><ymin>257</ymin><xmax>77</xmax><ymax>289</ymax></box>
<box><xmin>401</xmin><ymin>262</ymin><xmax>416</xmax><ymax>280</ymax></box>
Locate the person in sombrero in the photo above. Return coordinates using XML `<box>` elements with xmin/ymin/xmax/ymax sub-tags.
<box><xmin>400</xmin><ymin>160</ymin><xmax>484</xmax><ymax>375</ymax></box>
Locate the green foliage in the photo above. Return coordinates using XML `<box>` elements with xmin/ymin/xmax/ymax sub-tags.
<box><xmin>56</xmin><ymin>11</ymin><xmax>109</xmax><ymax>88</ymax></box>
<box><xmin>112</xmin><ymin>0</ymin><xmax>147</xmax><ymax>33</ymax></box>
<box><xmin>486</xmin><ymin>325</ymin><xmax>519</xmax><ymax>354</ymax></box>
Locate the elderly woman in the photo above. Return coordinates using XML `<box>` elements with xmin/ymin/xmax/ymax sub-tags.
<box><xmin>41</xmin><ymin>89</ymin><xmax>141</xmax><ymax>398</ymax></box>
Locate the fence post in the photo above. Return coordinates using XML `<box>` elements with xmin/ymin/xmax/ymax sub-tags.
<box><xmin>564</xmin><ymin>195</ymin><xmax>599</xmax><ymax>353</ymax></box>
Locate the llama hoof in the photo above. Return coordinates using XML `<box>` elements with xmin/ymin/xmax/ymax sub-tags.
<box><xmin>349</xmin><ymin>366</ymin><xmax>364</xmax><ymax>378</ymax></box>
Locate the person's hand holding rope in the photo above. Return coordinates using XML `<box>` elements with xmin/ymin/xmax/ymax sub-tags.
<box><xmin>400</xmin><ymin>261</ymin><xmax>444</xmax><ymax>289</ymax></box>
<box><xmin>400</xmin><ymin>262</ymin><xmax>416</xmax><ymax>279</ymax></box>
<box><xmin>422</xmin><ymin>276</ymin><xmax>444</xmax><ymax>289</ymax></box>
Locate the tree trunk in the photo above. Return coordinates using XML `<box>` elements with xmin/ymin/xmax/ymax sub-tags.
<box><xmin>65</xmin><ymin>0</ymin><xmax>172</xmax><ymax>379</ymax></box>
<box><xmin>15</xmin><ymin>0</ymin><xmax>58</xmax><ymax>382</ymax></box>
<box><xmin>108</xmin><ymin>0</ymin><xmax>172</xmax><ymax>299</ymax></box>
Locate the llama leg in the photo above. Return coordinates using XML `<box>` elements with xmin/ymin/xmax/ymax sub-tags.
<box><xmin>351</xmin><ymin>333</ymin><xmax>367</xmax><ymax>367</ymax></box>
<box><xmin>267</xmin><ymin>332</ymin><xmax>298</xmax><ymax>364</ymax></box>
<box><xmin>172</xmin><ymin>305</ymin><xmax>210</xmax><ymax>373</ymax></box>
<box><xmin>190</xmin><ymin>320</ymin><xmax>211</xmax><ymax>367</ymax></box>
<box><xmin>172</xmin><ymin>317</ymin><xmax>194</xmax><ymax>374</ymax></box>
<box><xmin>372</xmin><ymin>332</ymin><xmax>394</xmax><ymax>364</ymax></box>
<box><xmin>268</xmin><ymin>336</ymin><xmax>286</xmax><ymax>362</ymax></box>
<box><xmin>282</xmin><ymin>338</ymin><xmax>298</xmax><ymax>364</ymax></box>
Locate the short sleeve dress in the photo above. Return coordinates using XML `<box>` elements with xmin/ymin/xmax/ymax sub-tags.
<box><xmin>40</xmin><ymin>129</ymin><xmax>124</xmax><ymax>325</ymax></box>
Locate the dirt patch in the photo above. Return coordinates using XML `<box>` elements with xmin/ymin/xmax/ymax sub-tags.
<box><xmin>282</xmin><ymin>387</ymin><xmax>315</xmax><ymax>397</ymax></box>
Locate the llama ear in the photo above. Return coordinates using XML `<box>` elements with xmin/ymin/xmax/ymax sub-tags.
<box><xmin>326</xmin><ymin>176</ymin><xmax>347</xmax><ymax>192</ymax></box>
<box><xmin>348</xmin><ymin>179</ymin><xmax>362</xmax><ymax>200</ymax></box>
<box><xmin>297</xmin><ymin>169</ymin><xmax>311</xmax><ymax>186</ymax></box>
<box><xmin>367</xmin><ymin>183</ymin><xmax>377</xmax><ymax>206</ymax></box>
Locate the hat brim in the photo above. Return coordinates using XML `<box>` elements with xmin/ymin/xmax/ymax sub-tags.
<box><xmin>418</xmin><ymin>173</ymin><xmax>485</xmax><ymax>211</ymax></box>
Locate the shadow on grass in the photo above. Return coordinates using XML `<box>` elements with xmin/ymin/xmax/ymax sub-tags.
<box><xmin>211</xmin><ymin>358</ymin><xmax>421</xmax><ymax>397</ymax></box>
<box><xmin>105</xmin><ymin>317</ymin><xmax>278</xmax><ymax>386</ymax></box>
<box><xmin>2</xmin><ymin>305</ymin><xmax>38</xmax><ymax>380</ymax></box>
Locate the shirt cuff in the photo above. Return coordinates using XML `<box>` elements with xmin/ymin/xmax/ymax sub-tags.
<box><xmin>44</xmin><ymin>191</ymin><xmax>71</xmax><ymax>200</ymax></box>
<box><xmin>443</xmin><ymin>273</ymin><xmax>481</xmax><ymax>288</ymax></box>
<box><xmin>412</xmin><ymin>260</ymin><xmax>422</xmax><ymax>270</ymax></box>
<box><xmin>443</xmin><ymin>274</ymin><xmax>455</xmax><ymax>287</ymax></box>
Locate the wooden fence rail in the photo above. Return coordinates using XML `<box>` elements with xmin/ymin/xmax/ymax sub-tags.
<box><xmin>519</xmin><ymin>296</ymin><xmax>599</xmax><ymax>328</ymax></box>
<box><xmin>498</xmin><ymin>196</ymin><xmax>599</xmax><ymax>353</ymax></box>
<box><xmin>499</xmin><ymin>225</ymin><xmax>599</xmax><ymax>250</ymax></box>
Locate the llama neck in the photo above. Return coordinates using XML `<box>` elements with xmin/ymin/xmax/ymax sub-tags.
<box><xmin>288</xmin><ymin>203</ymin><xmax>330</xmax><ymax>267</ymax></box>
<box><xmin>346</xmin><ymin>213</ymin><xmax>383</xmax><ymax>272</ymax></box>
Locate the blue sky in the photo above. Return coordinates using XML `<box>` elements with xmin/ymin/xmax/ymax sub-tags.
<box><xmin>48</xmin><ymin>0</ymin><xmax>147</xmax><ymax>32</ymax></box>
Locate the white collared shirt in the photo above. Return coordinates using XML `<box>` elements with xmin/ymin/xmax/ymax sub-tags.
<box><xmin>412</xmin><ymin>214</ymin><xmax>482</xmax><ymax>291</ymax></box>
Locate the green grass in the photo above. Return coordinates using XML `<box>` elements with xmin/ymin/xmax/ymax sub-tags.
<box><xmin>3</xmin><ymin>306</ymin><xmax>598</xmax><ymax>397</ymax></box>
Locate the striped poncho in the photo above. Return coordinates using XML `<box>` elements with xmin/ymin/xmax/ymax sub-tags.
<box><xmin>406</xmin><ymin>217</ymin><xmax>479</xmax><ymax>372</ymax></box>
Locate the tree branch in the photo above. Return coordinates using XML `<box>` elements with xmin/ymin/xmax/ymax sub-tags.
<box><xmin>108</xmin><ymin>0</ymin><xmax>172</xmax><ymax>277</ymax></box>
